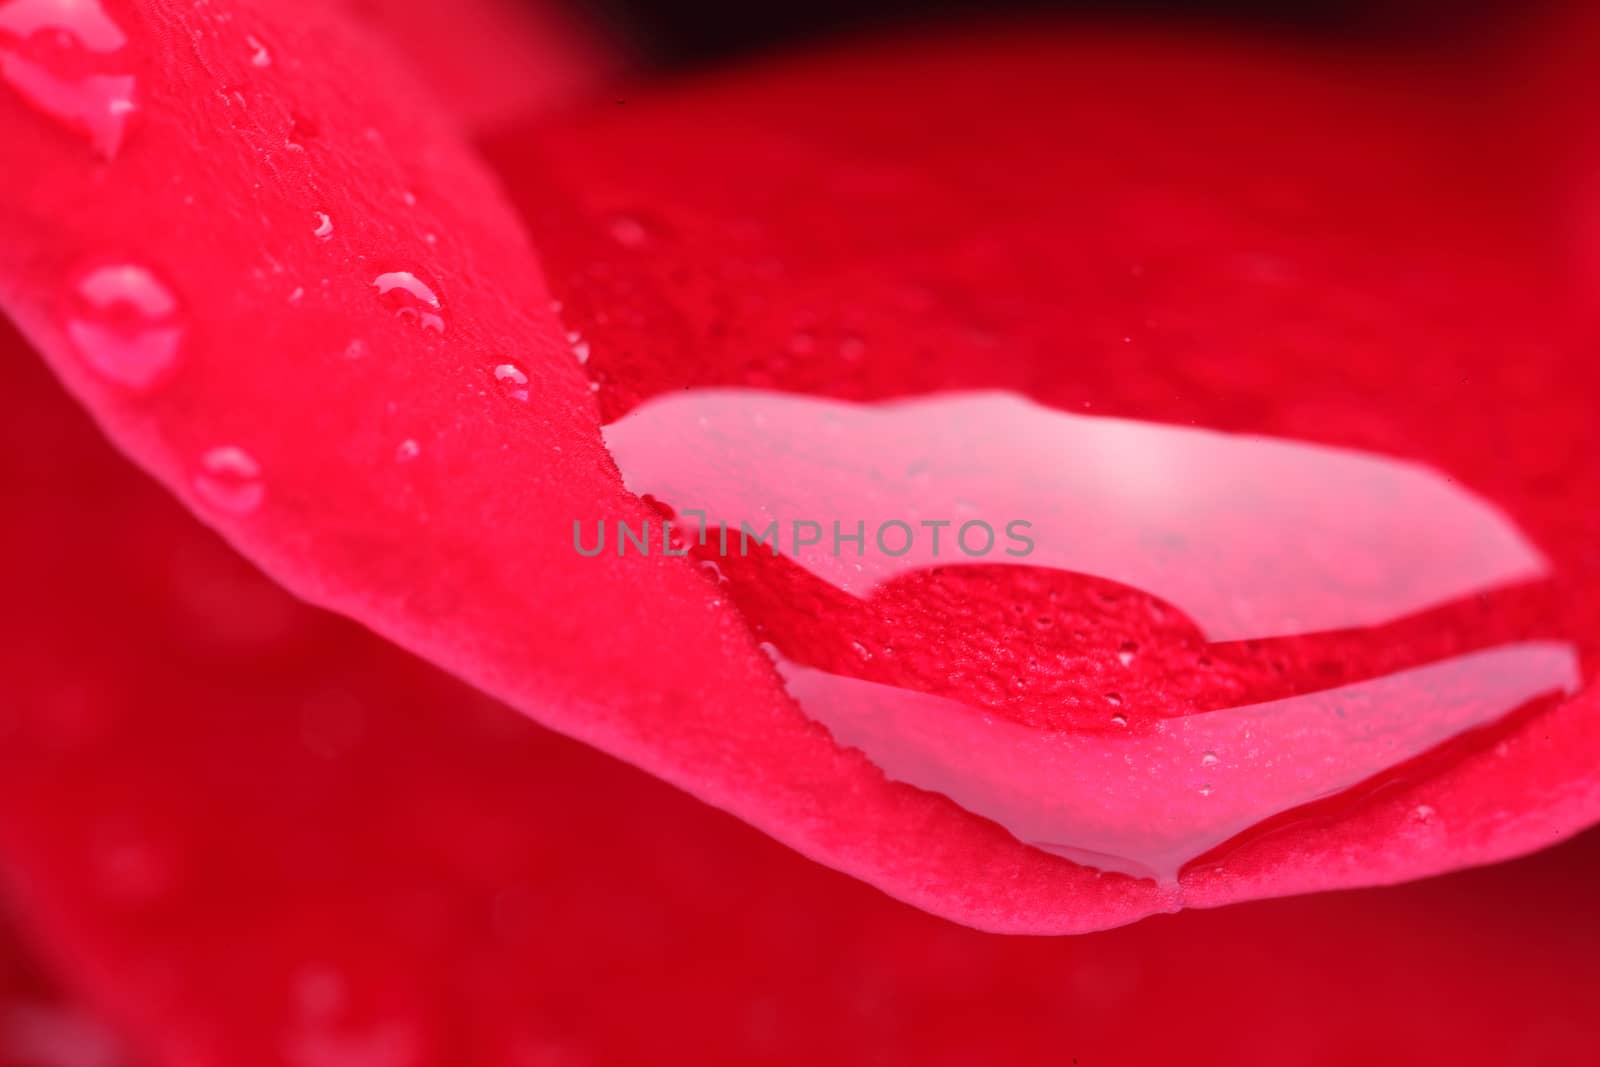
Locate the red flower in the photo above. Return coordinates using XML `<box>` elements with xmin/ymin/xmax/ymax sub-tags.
<box><xmin>0</xmin><ymin>0</ymin><xmax>1597</xmax><ymax>1063</ymax></box>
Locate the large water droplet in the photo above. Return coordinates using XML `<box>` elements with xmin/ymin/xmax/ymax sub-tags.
<box><xmin>313</xmin><ymin>211</ymin><xmax>333</xmax><ymax>240</ymax></box>
<box><xmin>65</xmin><ymin>263</ymin><xmax>184</xmax><ymax>390</ymax></box>
<box><xmin>194</xmin><ymin>446</ymin><xmax>264</xmax><ymax>516</ymax></box>
<box><xmin>600</xmin><ymin>387</ymin><xmax>1584</xmax><ymax>882</ymax></box>
<box><xmin>371</xmin><ymin>271</ymin><xmax>445</xmax><ymax>333</ymax></box>
<box><xmin>0</xmin><ymin>0</ymin><xmax>137</xmax><ymax>158</ymax></box>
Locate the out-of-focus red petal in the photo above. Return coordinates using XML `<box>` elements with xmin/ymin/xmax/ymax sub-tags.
<box><xmin>333</xmin><ymin>0</ymin><xmax>624</xmax><ymax>131</ymax></box>
<box><xmin>2</xmin><ymin>2</ymin><xmax>1597</xmax><ymax>932</ymax></box>
<box><xmin>2</xmin><ymin>322</ymin><xmax>1600</xmax><ymax>1066</ymax></box>
<box><xmin>0</xmin><ymin>902</ymin><xmax>133</xmax><ymax>1067</ymax></box>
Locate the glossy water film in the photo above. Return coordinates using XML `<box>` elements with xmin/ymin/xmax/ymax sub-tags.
<box><xmin>601</xmin><ymin>388</ymin><xmax>1581</xmax><ymax>882</ymax></box>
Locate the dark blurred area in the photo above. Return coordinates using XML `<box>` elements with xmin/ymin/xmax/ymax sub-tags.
<box><xmin>581</xmin><ymin>0</ymin><xmax>1503</xmax><ymax>67</ymax></box>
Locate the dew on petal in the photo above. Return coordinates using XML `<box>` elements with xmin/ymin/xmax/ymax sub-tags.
<box><xmin>0</xmin><ymin>0</ymin><xmax>137</xmax><ymax>158</ymax></box>
<box><xmin>608</xmin><ymin>214</ymin><xmax>648</xmax><ymax>248</ymax></box>
<box><xmin>293</xmin><ymin>965</ymin><xmax>349</xmax><ymax>1021</ymax></box>
<box><xmin>1200</xmin><ymin>751</ymin><xmax>1220</xmax><ymax>767</ymax></box>
<box><xmin>493</xmin><ymin>362</ymin><xmax>529</xmax><ymax>402</ymax></box>
<box><xmin>394</xmin><ymin>438</ymin><xmax>420</xmax><ymax>463</ymax></box>
<box><xmin>246</xmin><ymin>34</ymin><xmax>270</xmax><ymax>67</ymax></box>
<box><xmin>371</xmin><ymin>271</ymin><xmax>445</xmax><ymax>334</ymax></box>
<box><xmin>286</xmin><ymin>112</ymin><xmax>319</xmax><ymax>151</ymax></box>
<box><xmin>65</xmin><ymin>263</ymin><xmax>184</xmax><ymax>390</ymax></box>
<box><xmin>93</xmin><ymin>829</ymin><xmax>172</xmax><ymax>902</ymax></box>
<box><xmin>194</xmin><ymin>446</ymin><xmax>265</xmax><ymax>516</ymax></box>
<box><xmin>313</xmin><ymin>211</ymin><xmax>333</xmax><ymax>240</ymax></box>
<box><xmin>566</xmin><ymin>330</ymin><xmax>590</xmax><ymax>364</ymax></box>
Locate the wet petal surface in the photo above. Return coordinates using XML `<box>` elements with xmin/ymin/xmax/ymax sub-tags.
<box><xmin>0</xmin><ymin>0</ymin><xmax>1596</xmax><ymax>936</ymax></box>
<box><xmin>485</xmin><ymin>25</ymin><xmax>1600</xmax><ymax>916</ymax></box>
<box><xmin>2</xmin><ymin>316</ymin><xmax>1600</xmax><ymax>1065</ymax></box>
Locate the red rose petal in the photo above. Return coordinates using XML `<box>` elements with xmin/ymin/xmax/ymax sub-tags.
<box><xmin>480</xmin><ymin>26</ymin><xmax>1600</xmax><ymax>912</ymax></box>
<box><xmin>3</xmin><ymin>2</ymin><xmax>1598</xmax><ymax>933</ymax></box>
<box><xmin>0</xmin><ymin>904</ymin><xmax>133</xmax><ymax>1067</ymax></box>
<box><xmin>332</xmin><ymin>0</ymin><xmax>623</xmax><ymax>131</ymax></box>
<box><xmin>2</xmin><ymin>319</ymin><xmax>1600</xmax><ymax>1066</ymax></box>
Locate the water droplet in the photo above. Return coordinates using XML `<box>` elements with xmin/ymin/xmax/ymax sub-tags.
<box><xmin>371</xmin><ymin>271</ymin><xmax>444</xmax><ymax>333</ymax></box>
<box><xmin>0</xmin><ymin>0</ymin><xmax>137</xmax><ymax>158</ymax></box>
<box><xmin>1411</xmin><ymin>803</ymin><xmax>1437</xmax><ymax>823</ymax></box>
<box><xmin>286</xmin><ymin>112</ymin><xmax>318</xmax><ymax>150</ymax></box>
<box><xmin>1118</xmin><ymin>640</ymin><xmax>1138</xmax><ymax>667</ymax></box>
<box><xmin>787</xmin><ymin>330</ymin><xmax>817</xmax><ymax>355</ymax></box>
<box><xmin>313</xmin><ymin>211</ymin><xmax>333</xmax><ymax>240</ymax></box>
<box><xmin>608</xmin><ymin>214</ymin><xmax>648</xmax><ymax>248</ymax></box>
<box><xmin>194</xmin><ymin>446</ymin><xmax>264</xmax><ymax>516</ymax></box>
<box><xmin>493</xmin><ymin>362</ymin><xmax>529</xmax><ymax>402</ymax></box>
<box><xmin>1104</xmin><ymin>692</ymin><xmax>1123</xmax><ymax>706</ymax></box>
<box><xmin>294</xmin><ymin>966</ymin><xmax>347</xmax><ymax>1019</ymax></box>
<box><xmin>94</xmin><ymin>830</ymin><xmax>172</xmax><ymax>902</ymax></box>
<box><xmin>65</xmin><ymin>263</ymin><xmax>183</xmax><ymax>390</ymax></box>
<box><xmin>1109</xmin><ymin>713</ymin><xmax>1129</xmax><ymax>727</ymax></box>
<box><xmin>566</xmin><ymin>330</ymin><xmax>590</xmax><ymax>364</ymax></box>
<box><xmin>342</xmin><ymin>339</ymin><xmax>368</xmax><ymax>360</ymax></box>
<box><xmin>1200</xmin><ymin>751</ymin><xmax>1220</xmax><ymax>766</ymax></box>
<box><xmin>246</xmin><ymin>34</ymin><xmax>270</xmax><ymax>67</ymax></box>
<box><xmin>394</xmin><ymin>438</ymin><xmax>420</xmax><ymax>463</ymax></box>
<box><xmin>1198</xmin><ymin>784</ymin><xmax>1214</xmax><ymax>798</ymax></box>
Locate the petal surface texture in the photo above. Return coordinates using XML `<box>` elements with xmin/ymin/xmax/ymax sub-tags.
<box><xmin>1</xmin><ymin>2</ymin><xmax>1597</xmax><ymax>933</ymax></box>
<box><xmin>2</xmin><ymin>324</ymin><xmax>1600</xmax><ymax>1064</ymax></box>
